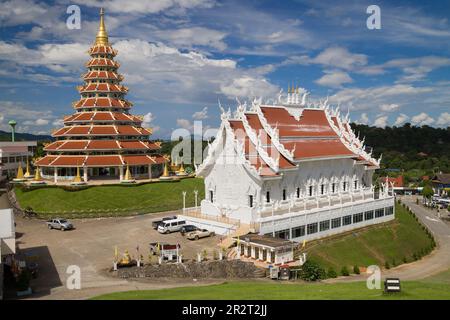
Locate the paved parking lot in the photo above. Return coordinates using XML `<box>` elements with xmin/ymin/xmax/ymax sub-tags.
<box><xmin>14</xmin><ymin>210</ymin><xmax>221</xmax><ymax>299</ymax></box>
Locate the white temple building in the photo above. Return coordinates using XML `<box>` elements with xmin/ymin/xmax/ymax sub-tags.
<box><xmin>194</xmin><ymin>87</ymin><xmax>395</xmax><ymax>242</ymax></box>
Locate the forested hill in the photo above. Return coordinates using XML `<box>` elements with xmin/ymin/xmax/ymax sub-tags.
<box><xmin>350</xmin><ymin>123</ymin><xmax>450</xmax><ymax>175</ymax></box>
<box><xmin>0</xmin><ymin>130</ymin><xmax>52</xmax><ymax>142</ymax></box>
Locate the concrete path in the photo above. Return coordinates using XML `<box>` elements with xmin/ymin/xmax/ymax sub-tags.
<box><xmin>325</xmin><ymin>195</ymin><xmax>450</xmax><ymax>283</ymax></box>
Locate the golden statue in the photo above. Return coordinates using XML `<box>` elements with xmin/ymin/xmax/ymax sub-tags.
<box><xmin>124</xmin><ymin>164</ymin><xmax>133</xmax><ymax>181</ymax></box>
<box><xmin>34</xmin><ymin>166</ymin><xmax>42</xmax><ymax>181</ymax></box>
<box><xmin>24</xmin><ymin>159</ymin><xmax>32</xmax><ymax>178</ymax></box>
<box><xmin>119</xmin><ymin>250</ymin><xmax>132</xmax><ymax>265</ymax></box>
<box><xmin>16</xmin><ymin>164</ymin><xmax>24</xmax><ymax>180</ymax></box>
<box><xmin>73</xmin><ymin>167</ymin><xmax>82</xmax><ymax>183</ymax></box>
<box><xmin>162</xmin><ymin>161</ymin><xmax>170</xmax><ymax>177</ymax></box>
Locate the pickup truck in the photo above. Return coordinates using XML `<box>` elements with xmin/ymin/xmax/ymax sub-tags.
<box><xmin>151</xmin><ymin>215</ymin><xmax>177</xmax><ymax>230</ymax></box>
<box><xmin>46</xmin><ymin>218</ymin><xmax>74</xmax><ymax>231</ymax></box>
<box><xmin>186</xmin><ymin>229</ymin><xmax>215</xmax><ymax>240</ymax></box>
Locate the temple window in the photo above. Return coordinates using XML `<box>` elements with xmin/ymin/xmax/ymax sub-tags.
<box><xmin>209</xmin><ymin>190</ymin><xmax>214</xmax><ymax>203</ymax></box>
<box><xmin>332</xmin><ymin>183</ymin><xmax>336</xmax><ymax>193</ymax></box>
<box><xmin>354</xmin><ymin>180</ymin><xmax>358</xmax><ymax>189</ymax></box>
<box><xmin>282</xmin><ymin>189</ymin><xmax>287</xmax><ymax>201</ymax></box>
<box><xmin>266</xmin><ymin>191</ymin><xmax>270</xmax><ymax>203</ymax></box>
<box><xmin>296</xmin><ymin>187</ymin><xmax>300</xmax><ymax>198</ymax></box>
<box><xmin>343</xmin><ymin>181</ymin><xmax>347</xmax><ymax>192</ymax></box>
<box><xmin>308</xmin><ymin>185</ymin><xmax>313</xmax><ymax>197</ymax></box>
<box><xmin>249</xmin><ymin>195</ymin><xmax>254</xmax><ymax>208</ymax></box>
<box><xmin>320</xmin><ymin>184</ymin><xmax>325</xmax><ymax>195</ymax></box>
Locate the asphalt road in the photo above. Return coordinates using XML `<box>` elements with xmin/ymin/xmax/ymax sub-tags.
<box><xmin>326</xmin><ymin>195</ymin><xmax>450</xmax><ymax>283</ymax></box>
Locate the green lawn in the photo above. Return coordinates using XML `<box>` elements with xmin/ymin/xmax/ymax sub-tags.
<box><xmin>306</xmin><ymin>204</ymin><xmax>434</xmax><ymax>272</ymax></box>
<box><xmin>92</xmin><ymin>277</ymin><xmax>450</xmax><ymax>300</ymax></box>
<box><xmin>14</xmin><ymin>177</ymin><xmax>205</xmax><ymax>217</ymax></box>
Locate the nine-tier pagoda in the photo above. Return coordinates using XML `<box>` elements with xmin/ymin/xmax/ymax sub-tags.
<box><xmin>35</xmin><ymin>9</ymin><xmax>165</xmax><ymax>183</ymax></box>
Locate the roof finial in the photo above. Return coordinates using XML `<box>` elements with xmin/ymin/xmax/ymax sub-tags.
<box><xmin>287</xmin><ymin>83</ymin><xmax>291</xmax><ymax>94</ymax></box>
<box><xmin>95</xmin><ymin>8</ymin><xmax>109</xmax><ymax>45</ymax></box>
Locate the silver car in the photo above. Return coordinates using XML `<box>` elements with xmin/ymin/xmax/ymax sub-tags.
<box><xmin>46</xmin><ymin>218</ymin><xmax>74</xmax><ymax>231</ymax></box>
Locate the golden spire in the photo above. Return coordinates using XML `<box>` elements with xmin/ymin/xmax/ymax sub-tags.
<box><xmin>95</xmin><ymin>8</ymin><xmax>109</xmax><ymax>45</ymax></box>
<box><xmin>287</xmin><ymin>83</ymin><xmax>291</xmax><ymax>94</ymax></box>
<box><xmin>178</xmin><ymin>162</ymin><xmax>185</xmax><ymax>174</ymax></box>
<box><xmin>16</xmin><ymin>164</ymin><xmax>24</xmax><ymax>180</ymax></box>
<box><xmin>34</xmin><ymin>166</ymin><xmax>42</xmax><ymax>181</ymax></box>
<box><xmin>124</xmin><ymin>164</ymin><xmax>133</xmax><ymax>181</ymax></box>
<box><xmin>162</xmin><ymin>161</ymin><xmax>169</xmax><ymax>177</ymax></box>
<box><xmin>24</xmin><ymin>159</ymin><xmax>31</xmax><ymax>178</ymax></box>
<box><xmin>73</xmin><ymin>167</ymin><xmax>82</xmax><ymax>183</ymax></box>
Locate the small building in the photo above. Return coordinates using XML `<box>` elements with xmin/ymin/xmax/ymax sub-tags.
<box><xmin>431</xmin><ymin>174</ymin><xmax>450</xmax><ymax>196</ymax></box>
<box><xmin>0</xmin><ymin>209</ymin><xmax>16</xmax><ymax>300</ymax></box>
<box><xmin>234</xmin><ymin>234</ymin><xmax>295</xmax><ymax>265</ymax></box>
<box><xmin>0</xmin><ymin>141</ymin><xmax>37</xmax><ymax>182</ymax></box>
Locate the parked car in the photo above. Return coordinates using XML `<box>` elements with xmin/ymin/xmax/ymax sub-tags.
<box><xmin>46</xmin><ymin>218</ymin><xmax>74</xmax><ymax>231</ymax></box>
<box><xmin>157</xmin><ymin>219</ymin><xmax>186</xmax><ymax>234</ymax></box>
<box><xmin>151</xmin><ymin>215</ymin><xmax>177</xmax><ymax>230</ymax></box>
<box><xmin>180</xmin><ymin>225</ymin><xmax>199</xmax><ymax>236</ymax></box>
<box><xmin>186</xmin><ymin>229</ymin><xmax>215</xmax><ymax>240</ymax></box>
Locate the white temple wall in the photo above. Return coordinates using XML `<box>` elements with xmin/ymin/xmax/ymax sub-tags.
<box><xmin>261</xmin><ymin>158</ymin><xmax>368</xmax><ymax>203</ymax></box>
<box><xmin>201</xmin><ymin>129</ymin><xmax>262</xmax><ymax>222</ymax></box>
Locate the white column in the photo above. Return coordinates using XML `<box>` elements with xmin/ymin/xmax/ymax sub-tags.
<box><xmin>182</xmin><ymin>191</ymin><xmax>186</xmax><ymax>213</ymax></box>
<box><xmin>266</xmin><ymin>250</ymin><xmax>272</xmax><ymax>263</ymax></box>
<box><xmin>119</xmin><ymin>166</ymin><xmax>124</xmax><ymax>181</ymax></box>
<box><xmin>251</xmin><ymin>246</ymin><xmax>255</xmax><ymax>259</ymax></box>
<box><xmin>148</xmin><ymin>164</ymin><xmax>152</xmax><ymax>179</ymax></box>
<box><xmin>83</xmin><ymin>166</ymin><xmax>88</xmax><ymax>182</ymax></box>
<box><xmin>54</xmin><ymin>167</ymin><xmax>58</xmax><ymax>183</ymax></box>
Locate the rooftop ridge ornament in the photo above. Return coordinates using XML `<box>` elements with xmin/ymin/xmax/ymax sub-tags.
<box><xmin>95</xmin><ymin>8</ymin><xmax>109</xmax><ymax>45</ymax></box>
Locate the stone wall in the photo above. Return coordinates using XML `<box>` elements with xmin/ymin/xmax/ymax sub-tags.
<box><xmin>115</xmin><ymin>260</ymin><xmax>264</xmax><ymax>279</ymax></box>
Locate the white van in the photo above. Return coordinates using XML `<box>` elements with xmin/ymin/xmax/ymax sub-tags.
<box><xmin>157</xmin><ymin>219</ymin><xmax>186</xmax><ymax>234</ymax></box>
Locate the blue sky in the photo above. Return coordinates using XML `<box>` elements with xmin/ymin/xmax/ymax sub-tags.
<box><xmin>0</xmin><ymin>0</ymin><xmax>449</xmax><ymax>139</ymax></box>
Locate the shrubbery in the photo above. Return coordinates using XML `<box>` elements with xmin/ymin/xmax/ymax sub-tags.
<box><xmin>327</xmin><ymin>268</ymin><xmax>337</xmax><ymax>278</ymax></box>
<box><xmin>353</xmin><ymin>265</ymin><xmax>360</xmax><ymax>274</ymax></box>
<box><xmin>340</xmin><ymin>266</ymin><xmax>350</xmax><ymax>276</ymax></box>
<box><xmin>299</xmin><ymin>260</ymin><xmax>326</xmax><ymax>281</ymax></box>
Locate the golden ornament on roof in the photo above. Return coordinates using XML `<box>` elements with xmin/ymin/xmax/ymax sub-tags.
<box><xmin>94</xmin><ymin>8</ymin><xmax>109</xmax><ymax>45</ymax></box>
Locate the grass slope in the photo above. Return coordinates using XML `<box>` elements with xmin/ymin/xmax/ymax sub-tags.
<box><xmin>15</xmin><ymin>178</ymin><xmax>204</xmax><ymax>216</ymax></box>
<box><xmin>307</xmin><ymin>204</ymin><xmax>434</xmax><ymax>271</ymax></box>
<box><xmin>92</xmin><ymin>277</ymin><xmax>450</xmax><ymax>300</ymax></box>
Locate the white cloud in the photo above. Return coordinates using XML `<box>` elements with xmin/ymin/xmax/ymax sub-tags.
<box><xmin>374</xmin><ymin>116</ymin><xmax>389</xmax><ymax>128</ymax></box>
<box><xmin>220</xmin><ymin>76</ymin><xmax>279</xmax><ymax>99</ymax></box>
<box><xmin>394</xmin><ymin>114</ymin><xmax>409</xmax><ymax>126</ymax></box>
<box><xmin>73</xmin><ymin>0</ymin><xmax>216</xmax><ymax>14</ymax></box>
<box><xmin>192</xmin><ymin>107</ymin><xmax>208</xmax><ymax>120</ymax></box>
<box><xmin>142</xmin><ymin>112</ymin><xmax>155</xmax><ymax>127</ymax></box>
<box><xmin>154</xmin><ymin>27</ymin><xmax>227</xmax><ymax>51</ymax></box>
<box><xmin>411</xmin><ymin>112</ymin><xmax>435</xmax><ymax>126</ymax></box>
<box><xmin>330</xmin><ymin>84</ymin><xmax>433</xmax><ymax>111</ymax></box>
<box><xmin>357</xmin><ymin>113</ymin><xmax>369</xmax><ymax>125</ymax></box>
<box><xmin>312</xmin><ymin>46</ymin><xmax>368</xmax><ymax>71</ymax></box>
<box><xmin>23</xmin><ymin>118</ymin><xmax>49</xmax><ymax>126</ymax></box>
<box><xmin>52</xmin><ymin>119</ymin><xmax>64</xmax><ymax>127</ymax></box>
<box><xmin>176</xmin><ymin>118</ymin><xmax>193</xmax><ymax>130</ymax></box>
<box><xmin>436</xmin><ymin>112</ymin><xmax>450</xmax><ymax>127</ymax></box>
<box><xmin>315</xmin><ymin>71</ymin><xmax>353</xmax><ymax>88</ymax></box>
<box><xmin>379</xmin><ymin>103</ymin><xmax>400</xmax><ymax>112</ymax></box>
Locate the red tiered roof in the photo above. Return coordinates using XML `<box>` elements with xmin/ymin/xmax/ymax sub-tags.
<box><xmin>38</xmin><ymin>10</ymin><xmax>162</xmax><ymax>171</ymax></box>
<box><xmin>216</xmin><ymin>104</ymin><xmax>379</xmax><ymax>178</ymax></box>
